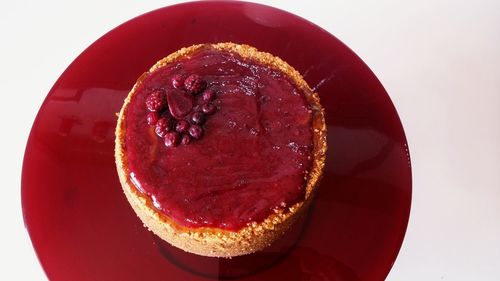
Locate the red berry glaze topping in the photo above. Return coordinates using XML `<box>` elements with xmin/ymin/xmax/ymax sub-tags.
<box><xmin>126</xmin><ymin>47</ymin><xmax>314</xmax><ymax>230</ymax></box>
<box><xmin>145</xmin><ymin>89</ymin><xmax>167</xmax><ymax>112</ymax></box>
<box><xmin>184</xmin><ymin>74</ymin><xmax>206</xmax><ymax>94</ymax></box>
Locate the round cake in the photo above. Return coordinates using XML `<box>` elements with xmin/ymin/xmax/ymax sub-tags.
<box><xmin>115</xmin><ymin>43</ymin><xmax>327</xmax><ymax>257</ymax></box>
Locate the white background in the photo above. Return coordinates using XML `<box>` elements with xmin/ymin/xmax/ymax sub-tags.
<box><xmin>1</xmin><ymin>0</ymin><xmax>499</xmax><ymax>280</ymax></box>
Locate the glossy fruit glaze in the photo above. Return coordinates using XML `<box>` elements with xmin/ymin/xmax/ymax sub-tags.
<box><xmin>125</xmin><ymin>47</ymin><xmax>314</xmax><ymax>230</ymax></box>
<box><xmin>22</xmin><ymin>1</ymin><xmax>411</xmax><ymax>281</ymax></box>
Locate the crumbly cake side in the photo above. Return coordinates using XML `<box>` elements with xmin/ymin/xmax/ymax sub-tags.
<box><xmin>115</xmin><ymin>42</ymin><xmax>327</xmax><ymax>257</ymax></box>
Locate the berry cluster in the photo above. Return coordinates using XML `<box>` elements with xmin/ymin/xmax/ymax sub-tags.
<box><xmin>145</xmin><ymin>74</ymin><xmax>217</xmax><ymax>147</ymax></box>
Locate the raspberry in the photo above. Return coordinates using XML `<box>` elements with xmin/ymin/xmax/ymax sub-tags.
<box><xmin>171</xmin><ymin>74</ymin><xmax>184</xmax><ymax>89</ymax></box>
<box><xmin>155</xmin><ymin>125</ymin><xmax>166</xmax><ymax>137</ymax></box>
<box><xmin>190</xmin><ymin>112</ymin><xmax>205</xmax><ymax>125</ymax></box>
<box><xmin>181</xmin><ymin>134</ymin><xmax>191</xmax><ymax>145</ymax></box>
<box><xmin>175</xmin><ymin>120</ymin><xmax>190</xmax><ymax>133</ymax></box>
<box><xmin>164</xmin><ymin>132</ymin><xmax>180</xmax><ymax>147</ymax></box>
<box><xmin>155</xmin><ymin>117</ymin><xmax>172</xmax><ymax>137</ymax></box>
<box><xmin>146</xmin><ymin>89</ymin><xmax>167</xmax><ymax>112</ymax></box>
<box><xmin>200</xmin><ymin>88</ymin><xmax>216</xmax><ymax>102</ymax></box>
<box><xmin>201</xmin><ymin>103</ymin><xmax>216</xmax><ymax>115</ymax></box>
<box><xmin>184</xmin><ymin>74</ymin><xmax>206</xmax><ymax>94</ymax></box>
<box><xmin>189</xmin><ymin>125</ymin><xmax>203</xmax><ymax>139</ymax></box>
<box><xmin>146</xmin><ymin>112</ymin><xmax>159</xmax><ymax>125</ymax></box>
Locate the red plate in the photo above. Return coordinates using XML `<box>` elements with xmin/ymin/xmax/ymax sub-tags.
<box><xmin>22</xmin><ymin>2</ymin><xmax>411</xmax><ymax>280</ymax></box>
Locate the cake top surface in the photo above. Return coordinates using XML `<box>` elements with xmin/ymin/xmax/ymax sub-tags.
<box><xmin>123</xmin><ymin>45</ymin><xmax>315</xmax><ymax>230</ymax></box>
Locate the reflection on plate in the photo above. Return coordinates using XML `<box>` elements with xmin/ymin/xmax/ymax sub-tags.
<box><xmin>22</xmin><ymin>2</ymin><xmax>411</xmax><ymax>281</ymax></box>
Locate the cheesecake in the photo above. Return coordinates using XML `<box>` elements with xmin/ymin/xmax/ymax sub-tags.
<box><xmin>115</xmin><ymin>43</ymin><xmax>327</xmax><ymax>257</ymax></box>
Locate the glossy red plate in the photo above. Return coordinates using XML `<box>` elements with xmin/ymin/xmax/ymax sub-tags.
<box><xmin>22</xmin><ymin>2</ymin><xmax>411</xmax><ymax>281</ymax></box>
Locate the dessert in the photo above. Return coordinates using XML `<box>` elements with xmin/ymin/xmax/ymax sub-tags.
<box><xmin>115</xmin><ymin>43</ymin><xmax>327</xmax><ymax>257</ymax></box>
